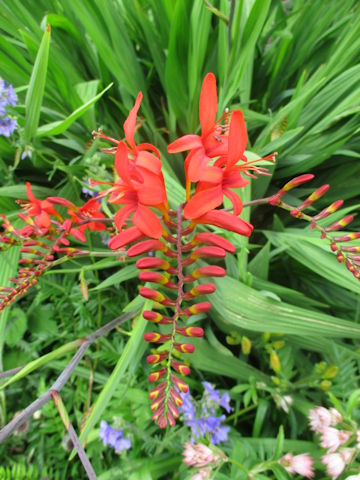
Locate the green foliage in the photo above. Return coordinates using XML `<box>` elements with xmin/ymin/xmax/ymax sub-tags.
<box><xmin>0</xmin><ymin>0</ymin><xmax>360</xmax><ymax>478</ymax></box>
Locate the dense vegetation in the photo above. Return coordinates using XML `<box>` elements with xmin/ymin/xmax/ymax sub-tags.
<box><xmin>0</xmin><ymin>1</ymin><xmax>359</xmax><ymax>479</ymax></box>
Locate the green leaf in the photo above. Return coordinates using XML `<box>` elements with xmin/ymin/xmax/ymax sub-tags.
<box><xmin>264</xmin><ymin>229</ymin><xmax>360</xmax><ymax>294</ymax></box>
<box><xmin>5</xmin><ymin>308</ymin><xmax>27</xmax><ymax>347</ymax></box>
<box><xmin>23</xmin><ymin>24</ymin><xmax>51</xmax><ymax>143</ymax></box>
<box><xmin>273</xmin><ymin>425</ymin><xmax>285</xmax><ymax>460</ymax></box>
<box><xmin>36</xmin><ymin>83</ymin><xmax>112</xmax><ymax>137</ymax></box>
<box><xmin>191</xmin><ymin>338</ymin><xmax>269</xmax><ymax>382</ymax></box>
<box><xmin>209</xmin><ymin>275</ymin><xmax>360</xmax><ymax>338</ymax></box>
<box><xmin>92</xmin><ymin>264</ymin><xmax>138</xmax><ymax>291</ymax></box>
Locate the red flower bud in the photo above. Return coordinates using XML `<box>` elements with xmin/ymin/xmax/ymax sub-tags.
<box><xmin>171</xmin><ymin>360</ymin><xmax>191</xmax><ymax>376</ymax></box>
<box><xmin>144</xmin><ymin>332</ymin><xmax>171</xmax><ymax>343</ymax></box>
<box><xmin>183</xmin><ymin>283</ymin><xmax>216</xmax><ymax>299</ymax></box>
<box><xmin>147</xmin><ymin>352</ymin><xmax>169</xmax><ymax>364</ymax></box>
<box><xmin>170</xmin><ymin>374</ymin><xmax>189</xmax><ymax>393</ymax></box>
<box><xmin>148</xmin><ymin>368</ymin><xmax>167</xmax><ymax>382</ymax></box>
<box><xmin>143</xmin><ymin>311</ymin><xmax>173</xmax><ymax>324</ymax></box>
<box><xmin>180</xmin><ymin>302</ymin><xmax>212</xmax><ymax>316</ymax></box>
<box><xmin>176</xmin><ymin>326</ymin><xmax>204</xmax><ymax>337</ymax></box>
<box><xmin>173</xmin><ymin>343</ymin><xmax>195</xmax><ymax>354</ymax></box>
<box><xmin>136</xmin><ymin>257</ymin><xmax>172</xmax><ymax>271</ymax></box>
<box><xmin>183</xmin><ymin>265</ymin><xmax>226</xmax><ymax>282</ymax></box>
<box><xmin>169</xmin><ymin>387</ymin><xmax>183</xmax><ymax>407</ymax></box>
<box><xmin>149</xmin><ymin>382</ymin><xmax>166</xmax><ymax>400</ymax></box>
<box><xmin>127</xmin><ymin>240</ymin><xmax>168</xmax><ymax>257</ymax></box>
<box><xmin>138</xmin><ymin>271</ymin><xmax>177</xmax><ymax>289</ymax></box>
<box><xmin>139</xmin><ymin>287</ymin><xmax>176</xmax><ymax>305</ymax></box>
<box><xmin>182</xmin><ymin>232</ymin><xmax>235</xmax><ymax>253</ymax></box>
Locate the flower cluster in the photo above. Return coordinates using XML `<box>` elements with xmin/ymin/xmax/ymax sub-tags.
<box><xmin>309</xmin><ymin>406</ymin><xmax>360</xmax><ymax>479</ymax></box>
<box><xmin>91</xmin><ymin>73</ymin><xmax>265</xmax><ymax>428</ymax></box>
<box><xmin>183</xmin><ymin>442</ymin><xmax>224</xmax><ymax>480</ymax></box>
<box><xmin>268</xmin><ymin>175</ymin><xmax>360</xmax><ymax>280</ymax></box>
<box><xmin>0</xmin><ymin>78</ymin><xmax>17</xmax><ymax>137</ymax></box>
<box><xmin>179</xmin><ymin>382</ymin><xmax>231</xmax><ymax>445</ymax></box>
<box><xmin>0</xmin><ymin>184</ymin><xmax>106</xmax><ymax>311</ymax></box>
<box><xmin>99</xmin><ymin>420</ymin><xmax>131</xmax><ymax>453</ymax></box>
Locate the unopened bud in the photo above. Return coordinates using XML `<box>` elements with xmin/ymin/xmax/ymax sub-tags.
<box><xmin>322</xmin><ymin>365</ymin><xmax>338</xmax><ymax>379</ymax></box>
<box><xmin>241</xmin><ymin>336</ymin><xmax>251</xmax><ymax>355</ymax></box>
<box><xmin>171</xmin><ymin>360</ymin><xmax>191</xmax><ymax>376</ymax></box>
<box><xmin>320</xmin><ymin>380</ymin><xmax>332</xmax><ymax>391</ymax></box>
<box><xmin>147</xmin><ymin>352</ymin><xmax>169</xmax><ymax>364</ymax></box>
<box><xmin>148</xmin><ymin>368</ymin><xmax>167</xmax><ymax>382</ymax></box>
<box><xmin>270</xmin><ymin>351</ymin><xmax>281</xmax><ymax>373</ymax></box>
<box><xmin>144</xmin><ymin>332</ymin><xmax>171</xmax><ymax>343</ymax></box>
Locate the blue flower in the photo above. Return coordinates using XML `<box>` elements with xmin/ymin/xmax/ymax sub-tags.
<box><xmin>179</xmin><ymin>384</ymin><xmax>231</xmax><ymax>445</ymax></box>
<box><xmin>0</xmin><ymin>79</ymin><xmax>18</xmax><ymax>137</ymax></box>
<box><xmin>0</xmin><ymin>117</ymin><xmax>17</xmax><ymax>137</ymax></box>
<box><xmin>99</xmin><ymin>420</ymin><xmax>131</xmax><ymax>453</ymax></box>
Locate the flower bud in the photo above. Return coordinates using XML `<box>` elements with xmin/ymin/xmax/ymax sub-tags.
<box><xmin>270</xmin><ymin>351</ymin><xmax>281</xmax><ymax>373</ymax></box>
<box><xmin>148</xmin><ymin>367</ymin><xmax>167</xmax><ymax>382</ymax></box>
<box><xmin>241</xmin><ymin>336</ymin><xmax>251</xmax><ymax>355</ymax></box>
<box><xmin>144</xmin><ymin>332</ymin><xmax>171</xmax><ymax>343</ymax></box>
<box><xmin>147</xmin><ymin>352</ymin><xmax>169</xmax><ymax>364</ymax></box>
<box><xmin>171</xmin><ymin>360</ymin><xmax>191</xmax><ymax>376</ymax></box>
<box><xmin>180</xmin><ymin>302</ymin><xmax>212</xmax><ymax>316</ymax></box>
<box><xmin>176</xmin><ymin>326</ymin><xmax>204</xmax><ymax>337</ymax></box>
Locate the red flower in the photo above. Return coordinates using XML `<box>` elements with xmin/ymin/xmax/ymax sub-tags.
<box><xmin>97</xmin><ymin>141</ymin><xmax>167</xmax><ymax>246</ymax></box>
<box><xmin>17</xmin><ymin>182</ymin><xmax>61</xmax><ymax>230</ymax></box>
<box><xmin>167</xmin><ymin>73</ymin><xmax>232</xmax><ymax>183</ymax></box>
<box><xmin>68</xmin><ymin>198</ymin><xmax>106</xmax><ymax>233</ymax></box>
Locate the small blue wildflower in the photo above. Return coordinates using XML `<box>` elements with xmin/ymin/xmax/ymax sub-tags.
<box><xmin>82</xmin><ymin>181</ymin><xmax>96</xmax><ymax>197</ymax></box>
<box><xmin>179</xmin><ymin>384</ymin><xmax>231</xmax><ymax>445</ymax></box>
<box><xmin>0</xmin><ymin>79</ymin><xmax>18</xmax><ymax>137</ymax></box>
<box><xmin>99</xmin><ymin>420</ymin><xmax>131</xmax><ymax>453</ymax></box>
<box><xmin>0</xmin><ymin>117</ymin><xmax>17</xmax><ymax>137</ymax></box>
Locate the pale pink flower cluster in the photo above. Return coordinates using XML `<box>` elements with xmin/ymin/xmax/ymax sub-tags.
<box><xmin>309</xmin><ymin>406</ymin><xmax>359</xmax><ymax>479</ymax></box>
<box><xmin>183</xmin><ymin>442</ymin><xmax>222</xmax><ymax>480</ymax></box>
<box><xmin>280</xmin><ymin>452</ymin><xmax>314</xmax><ymax>478</ymax></box>
<box><xmin>322</xmin><ymin>449</ymin><xmax>355</xmax><ymax>480</ymax></box>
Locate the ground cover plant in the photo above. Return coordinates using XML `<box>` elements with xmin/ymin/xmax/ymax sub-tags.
<box><xmin>0</xmin><ymin>0</ymin><xmax>360</xmax><ymax>479</ymax></box>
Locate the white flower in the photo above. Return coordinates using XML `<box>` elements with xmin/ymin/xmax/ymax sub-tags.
<box><xmin>309</xmin><ymin>406</ymin><xmax>343</xmax><ymax>433</ymax></box>
<box><xmin>280</xmin><ymin>453</ymin><xmax>314</xmax><ymax>478</ymax></box>
<box><xmin>320</xmin><ymin>427</ymin><xmax>351</xmax><ymax>452</ymax></box>
<box><xmin>322</xmin><ymin>449</ymin><xmax>355</xmax><ymax>480</ymax></box>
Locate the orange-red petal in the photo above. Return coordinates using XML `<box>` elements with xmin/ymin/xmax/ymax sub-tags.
<box><xmin>228</xmin><ymin>110</ymin><xmax>247</xmax><ymax>165</ymax></box>
<box><xmin>199</xmin><ymin>72</ymin><xmax>218</xmax><ymax>138</ymax></box>
<box><xmin>123</xmin><ymin>92</ymin><xmax>143</xmax><ymax>150</ymax></box>
<box><xmin>167</xmin><ymin>134</ymin><xmax>203</xmax><ymax>153</ymax></box>
<box><xmin>114</xmin><ymin>141</ymin><xmax>131</xmax><ymax>183</ymax></box>
<box><xmin>133</xmin><ymin>204</ymin><xmax>163</xmax><ymax>238</ymax></box>
<box><xmin>108</xmin><ymin>226</ymin><xmax>144</xmax><ymax>250</ymax></box>
<box><xmin>184</xmin><ymin>184</ymin><xmax>223</xmax><ymax>219</ymax></box>
<box><xmin>195</xmin><ymin>209</ymin><xmax>253</xmax><ymax>236</ymax></box>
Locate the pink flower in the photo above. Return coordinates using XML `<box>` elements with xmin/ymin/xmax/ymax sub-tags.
<box><xmin>357</xmin><ymin>429</ymin><xmax>360</xmax><ymax>449</ymax></box>
<box><xmin>320</xmin><ymin>427</ymin><xmax>351</xmax><ymax>452</ymax></box>
<box><xmin>309</xmin><ymin>406</ymin><xmax>342</xmax><ymax>433</ymax></box>
<box><xmin>190</xmin><ymin>468</ymin><xmax>211</xmax><ymax>480</ymax></box>
<box><xmin>322</xmin><ymin>449</ymin><xmax>355</xmax><ymax>480</ymax></box>
<box><xmin>183</xmin><ymin>442</ymin><xmax>219</xmax><ymax>468</ymax></box>
<box><xmin>280</xmin><ymin>453</ymin><xmax>314</xmax><ymax>478</ymax></box>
